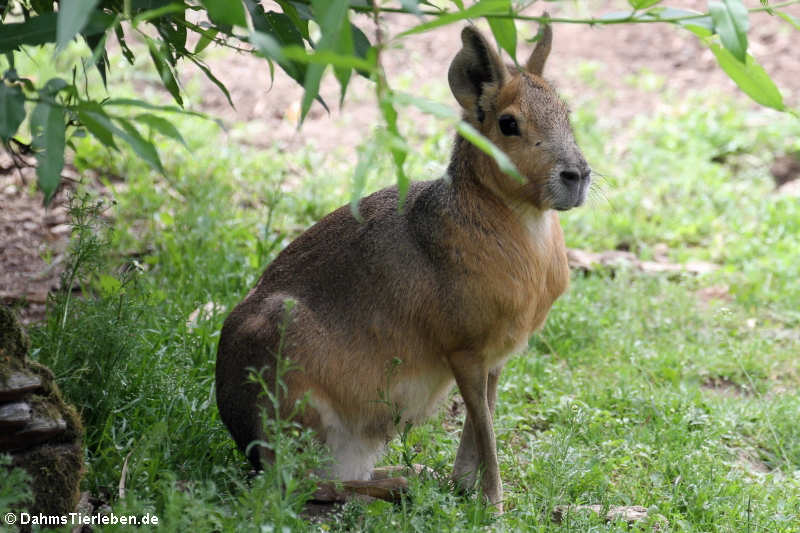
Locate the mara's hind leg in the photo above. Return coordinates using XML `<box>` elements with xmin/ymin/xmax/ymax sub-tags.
<box><xmin>217</xmin><ymin>293</ymin><xmax>319</xmax><ymax>470</ymax></box>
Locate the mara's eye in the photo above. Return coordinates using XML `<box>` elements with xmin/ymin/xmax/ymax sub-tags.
<box><xmin>498</xmin><ymin>114</ymin><xmax>520</xmax><ymax>136</ymax></box>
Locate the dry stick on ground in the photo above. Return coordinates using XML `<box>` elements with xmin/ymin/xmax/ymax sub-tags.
<box><xmin>119</xmin><ymin>450</ymin><xmax>133</xmax><ymax>500</ymax></box>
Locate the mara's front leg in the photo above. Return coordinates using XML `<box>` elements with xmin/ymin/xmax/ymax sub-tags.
<box><xmin>452</xmin><ymin>364</ymin><xmax>503</xmax><ymax>492</ymax></box>
<box><xmin>448</xmin><ymin>354</ymin><xmax>503</xmax><ymax>511</ymax></box>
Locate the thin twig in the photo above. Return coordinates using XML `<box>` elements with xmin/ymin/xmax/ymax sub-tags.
<box><xmin>289</xmin><ymin>0</ymin><xmax>799</xmax><ymax>26</ymax></box>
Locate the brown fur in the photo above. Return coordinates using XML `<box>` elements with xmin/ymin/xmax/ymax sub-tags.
<box><xmin>216</xmin><ymin>21</ymin><xmax>590</xmax><ymax>511</ymax></box>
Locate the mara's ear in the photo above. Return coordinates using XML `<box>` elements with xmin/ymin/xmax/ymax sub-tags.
<box><xmin>525</xmin><ymin>14</ymin><xmax>552</xmax><ymax>77</ymax></box>
<box><xmin>448</xmin><ymin>26</ymin><xmax>507</xmax><ymax>122</ymax></box>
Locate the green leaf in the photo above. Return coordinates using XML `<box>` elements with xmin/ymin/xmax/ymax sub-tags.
<box><xmin>1</xmin><ymin>10</ymin><xmax>109</xmax><ymax>51</ymax></box>
<box><xmin>333</xmin><ymin>26</ymin><xmax>354</xmax><ymax>104</ymax></box>
<box><xmin>30</xmin><ymin>102</ymin><xmax>65</xmax><ymax>204</ymax></box>
<box><xmin>647</xmin><ymin>7</ymin><xmax>713</xmax><ymax>32</ymax></box>
<box><xmin>146</xmin><ymin>37</ymin><xmax>183</xmax><ymax>106</ymax></box>
<box><xmin>393</xmin><ymin>92</ymin><xmax>523</xmax><ymax>181</ymax></box>
<box><xmin>628</xmin><ymin>0</ymin><xmax>662</xmax><ymax>9</ymax></box>
<box><xmin>301</xmin><ymin>64</ymin><xmax>326</xmax><ymax>123</ymax></box>
<box><xmin>597</xmin><ymin>11</ymin><xmax>634</xmax><ymax>22</ymax></box>
<box><xmin>135</xmin><ymin>113</ymin><xmax>188</xmax><ymax>147</ymax></box>
<box><xmin>709</xmin><ymin>43</ymin><xmax>784</xmax><ymax>110</ymax></box>
<box><xmin>98</xmin><ymin>274</ymin><xmax>122</xmax><ymax>296</ymax></box>
<box><xmin>391</xmin><ymin>91</ymin><xmax>458</xmax><ymax>119</ymax></box>
<box><xmin>350</xmin><ymin>141</ymin><xmax>377</xmax><ymax>221</ymax></box>
<box><xmin>457</xmin><ymin>121</ymin><xmax>522</xmax><ymax>181</ymax></box>
<box><xmin>132</xmin><ymin>3</ymin><xmax>187</xmax><ymax>27</ymax></box>
<box><xmin>114</xmin><ymin>117</ymin><xmax>165</xmax><ymax>172</ymax></box>
<box><xmin>77</xmin><ymin>102</ymin><xmax>166</xmax><ymax>171</ymax></box>
<box><xmin>41</xmin><ymin>77</ymin><xmax>69</xmax><ymax>95</ymax></box>
<box><xmin>379</xmin><ymin>94</ymin><xmax>409</xmax><ymax>205</ymax></box>
<box><xmin>401</xmin><ymin>0</ymin><xmax>422</xmax><ymax>15</ymax></box>
<box><xmin>56</xmin><ymin>0</ymin><xmax>101</xmax><ymax>50</ymax></box>
<box><xmin>777</xmin><ymin>10</ymin><xmax>800</xmax><ymax>31</ymax></box>
<box><xmin>351</xmin><ymin>24</ymin><xmax>373</xmax><ymax>78</ymax></box>
<box><xmin>398</xmin><ymin>0</ymin><xmax>511</xmax><ymax>37</ymax></box>
<box><xmin>30</xmin><ymin>0</ymin><xmax>55</xmax><ymax>13</ymax></box>
<box><xmin>247</xmin><ymin>4</ymin><xmax>307</xmax><ymax>81</ymax></box>
<box><xmin>487</xmin><ymin>2</ymin><xmax>516</xmax><ymax>63</ymax></box>
<box><xmin>102</xmin><ymin>98</ymin><xmax>213</xmax><ymax>122</ymax></box>
<box><xmin>282</xmin><ymin>46</ymin><xmax>375</xmax><ymax>72</ymax></box>
<box><xmin>250</xmin><ymin>30</ymin><xmax>286</xmax><ymax>62</ymax></box>
<box><xmin>709</xmin><ymin>0</ymin><xmax>749</xmax><ymax>62</ymax></box>
<box><xmin>200</xmin><ymin>0</ymin><xmax>247</xmax><ymax>27</ymax></box>
<box><xmin>187</xmin><ymin>55</ymin><xmax>234</xmax><ymax>108</ymax></box>
<box><xmin>193</xmin><ymin>28</ymin><xmax>218</xmax><ymax>54</ymax></box>
<box><xmin>0</xmin><ymin>82</ymin><xmax>26</xmax><ymax>142</ymax></box>
<box><xmin>115</xmin><ymin>25</ymin><xmax>136</xmax><ymax>64</ymax></box>
<box><xmin>300</xmin><ymin>0</ymin><xmax>350</xmax><ymax>121</ymax></box>
<box><xmin>682</xmin><ymin>23</ymin><xmax>713</xmax><ymax>38</ymax></box>
<box><xmin>84</xmin><ymin>30</ymin><xmax>110</xmax><ymax>87</ymax></box>
<box><xmin>275</xmin><ymin>0</ymin><xmax>310</xmax><ymax>40</ymax></box>
<box><xmin>0</xmin><ymin>12</ymin><xmax>58</xmax><ymax>52</ymax></box>
<box><xmin>76</xmin><ymin>104</ymin><xmax>119</xmax><ymax>150</ymax></box>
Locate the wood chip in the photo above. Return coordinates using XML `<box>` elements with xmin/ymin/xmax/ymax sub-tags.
<box><xmin>568</xmin><ymin>249</ymin><xmax>718</xmax><ymax>275</ymax></box>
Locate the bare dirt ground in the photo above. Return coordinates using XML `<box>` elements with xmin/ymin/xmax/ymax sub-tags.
<box><xmin>2</xmin><ymin>0</ymin><xmax>799</xmax><ymax>323</ymax></box>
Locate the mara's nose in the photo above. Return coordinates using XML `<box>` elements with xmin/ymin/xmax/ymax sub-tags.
<box><xmin>559</xmin><ymin>166</ymin><xmax>590</xmax><ymax>186</ymax></box>
<box><xmin>559</xmin><ymin>169</ymin><xmax>581</xmax><ymax>184</ymax></box>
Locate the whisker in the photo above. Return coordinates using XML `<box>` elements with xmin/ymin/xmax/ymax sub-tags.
<box><xmin>589</xmin><ymin>170</ymin><xmax>611</xmax><ymax>187</ymax></box>
<box><xmin>587</xmin><ymin>181</ymin><xmax>613</xmax><ymax>210</ymax></box>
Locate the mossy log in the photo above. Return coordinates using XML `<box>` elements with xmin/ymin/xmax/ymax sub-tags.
<box><xmin>1</xmin><ymin>305</ymin><xmax>85</xmax><ymax>520</ymax></box>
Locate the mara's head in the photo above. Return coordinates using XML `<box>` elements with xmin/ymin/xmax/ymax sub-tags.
<box><xmin>448</xmin><ymin>22</ymin><xmax>591</xmax><ymax>211</ymax></box>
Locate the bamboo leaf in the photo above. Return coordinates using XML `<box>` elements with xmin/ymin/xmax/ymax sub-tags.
<box><xmin>132</xmin><ymin>3</ymin><xmax>187</xmax><ymax>27</ymax></box>
<box><xmin>0</xmin><ymin>82</ymin><xmax>26</xmax><ymax>142</ymax></box>
<box><xmin>628</xmin><ymin>0</ymin><xmax>662</xmax><ymax>9</ymax></box>
<box><xmin>300</xmin><ymin>0</ymin><xmax>349</xmax><ymax>121</ymax></box>
<box><xmin>282</xmin><ymin>46</ymin><xmax>375</xmax><ymax>72</ymax></box>
<box><xmin>102</xmin><ymin>98</ymin><xmax>213</xmax><ymax>121</ymax></box>
<box><xmin>379</xmin><ymin>94</ymin><xmax>409</xmax><ymax>205</ymax></box>
<box><xmin>114</xmin><ymin>117</ymin><xmax>165</xmax><ymax>173</ymax></box>
<box><xmin>457</xmin><ymin>121</ymin><xmax>522</xmax><ymax>181</ymax></box>
<box><xmin>115</xmin><ymin>25</ymin><xmax>136</xmax><ymax>64</ymax></box>
<box><xmin>487</xmin><ymin>4</ymin><xmax>516</xmax><ymax>63</ymax></box>
<box><xmin>350</xmin><ymin>141</ymin><xmax>378</xmax><ymax>221</ymax></box>
<box><xmin>709</xmin><ymin>43</ymin><xmax>784</xmax><ymax>110</ymax></box>
<box><xmin>709</xmin><ymin>0</ymin><xmax>749</xmax><ymax>62</ymax></box>
<box><xmin>275</xmin><ymin>0</ymin><xmax>310</xmax><ymax>40</ymax></box>
<box><xmin>30</xmin><ymin>102</ymin><xmax>65</xmax><ymax>204</ymax></box>
<box><xmin>135</xmin><ymin>113</ymin><xmax>188</xmax><ymax>147</ymax></box>
<box><xmin>401</xmin><ymin>0</ymin><xmax>422</xmax><ymax>15</ymax></box>
<box><xmin>193</xmin><ymin>28</ymin><xmax>218</xmax><ymax>54</ymax></box>
<box><xmin>777</xmin><ymin>10</ymin><xmax>800</xmax><ymax>30</ymax></box>
<box><xmin>146</xmin><ymin>37</ymin><xmax>183</xmax><ymax>106</ymax></box>
<box><xmin>187</xmin><ymin>55</ymin><xmax>234</xmax><ymax>108</ymax></box>
<box><xmin>76</xmin><ymin>103</ymin><xmax>119</xmax><ymax>150</ymax></box>
<box><xmin>200</xmin><ymin>0</ymin><xmax>247</xmax><ymax>28</ymax></box>
<box><xmin>56</xmin><ymin>0</ymin><xmax>100</xmax><ymax>51</ymax></box>
<box><xmin>398</xmin><ymin>0</ymin><xmax>514</xmax><ymax>38</ymax></box>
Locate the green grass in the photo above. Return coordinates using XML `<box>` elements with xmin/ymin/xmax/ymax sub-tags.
<box><xmin>4</xmin><ymin>44</ymin><xmax>800</xmax><ymax>531</ymax></box>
